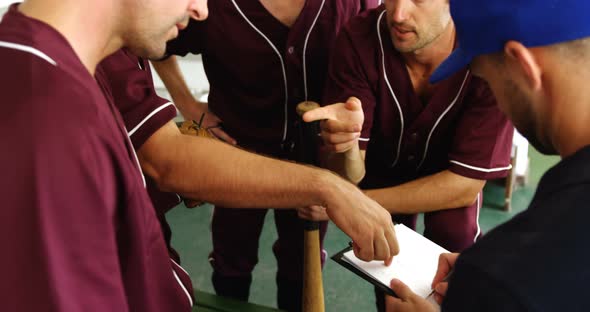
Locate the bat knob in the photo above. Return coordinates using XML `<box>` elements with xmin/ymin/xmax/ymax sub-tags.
<box><xmin>296</xmin><ymin>101</ymin><xmax>320</xmax><ymax>117</ymax></box>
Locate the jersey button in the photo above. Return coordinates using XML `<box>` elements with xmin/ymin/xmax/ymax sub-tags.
<box><xmin>288</xmin><ymin>46</ymin><xmax>295</xmax><ymax>54</ymax></box>
<box><xmin>407</xmin><ymin>155</ymin><xmax>415</xmax><ymax>161</ymax></box>
<box><xmin>411</xmin><ymin>132</ymin><xmax>418</xmax><ymax>140</ymax></box>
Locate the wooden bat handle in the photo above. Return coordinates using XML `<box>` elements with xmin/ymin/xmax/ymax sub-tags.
<box><xmin>296</xmin><ymin>101</ymin><xmax>321</xmax><ymax>116</ymax></box>
<box><xmin>302</xmin><ymin>228</ymin><xmax>325</xmax><ymax>312</ymax></box>
<box><xmin>296</xmin><ymin>101</ymin><xmax>325</xmax><ymax>312</ymax></box>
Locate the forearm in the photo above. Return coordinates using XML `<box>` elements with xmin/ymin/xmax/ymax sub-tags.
<box><xmin>151</xmin><ymin>56</ymin><xmax>200</xmax><ymax>109</ymax></box>
<box><xmin>139</xmin><ymin>122</ymin><xmax>338</xmax><ymax>209</ymax></box>
<box><xmin>323</xmin><ymin>144</ymin><xmax>366</xmax><ymax>184</ymax></box>
<box><xmin>139</xmin><ymin>123</ymin><xmax>400</xmax><ymax>262</ymax></box>
<box><xmin>364</xmin><ymin>170</ymin><xmax>485</xmax><ymax>214</ymax></box>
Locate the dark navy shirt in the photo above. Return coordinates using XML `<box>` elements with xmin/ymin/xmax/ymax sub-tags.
<box><xmin>444</xmin><ymin>145</ymin><xmax>590</xmax><ymax>311</ymax></box>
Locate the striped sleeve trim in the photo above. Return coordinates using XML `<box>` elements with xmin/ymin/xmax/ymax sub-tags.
<box><xmin>128</xmin><ymin>102</ymin><xmax>175</xmax><ymax>137</ymax></box>
<box><xmin>449</xmin><ymin>160</ymin><xmax>512</xmax><ymax>173</ymax></box>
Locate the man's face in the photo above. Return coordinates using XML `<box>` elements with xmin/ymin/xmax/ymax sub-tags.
<box><xmin>471</xmin><ymin>56</ymin><xmax>557</xmax><ymax>154</ymax></box>
<box><xmin>123</xmin><ymin>0</ymin><xmax>208</xmax><ymax>59</ymax></box>
<box><xmin>384</xmin><ymin>0</ymin><xmax>452</xmax><ymax>53</ymax></box>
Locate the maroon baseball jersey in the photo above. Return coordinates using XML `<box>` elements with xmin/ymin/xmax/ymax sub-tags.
<box><xmin>0</xmin><ymin>5</ymin><xmax>192</xmax><ymax>311</ymax></box>
<box><xmin>95</xmin><ymin>49</ymin><xmax>182</xmax><ymax>214</ymax></box>
<box><xmin>323</xmin><ymin>5</ymin><xmax>514</xmax><ymax>188</ymax></box>
<box><xmin>166</xmin><ymin>0</ymin><xmax>377</xmax><ymax>155</ymax></box>
<box><xmin>96</xmin><ymin>49</ymin><xmax>176</xmax><ymax>150</ymax></box>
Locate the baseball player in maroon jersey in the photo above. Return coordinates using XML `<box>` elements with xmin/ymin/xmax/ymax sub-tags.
<box><xmin>152</xmin><ymin>1</ymin><xmax>381</xmax><ymax>310</ymax></box>
<box><xmin>301</xmin><ymin>1</ymin><xmax>513</xmax><ymax>310</ymax></box>
<box><xmin>0</xmin><ymin>0</ymin><xmax>206</xmax><ymax>311</ymax></box>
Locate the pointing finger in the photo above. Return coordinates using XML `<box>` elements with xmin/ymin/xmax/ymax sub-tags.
<box><xmin>302</xmin><ymin>105</ymin><xmax>337</xmax><ymax>122</ymax></box>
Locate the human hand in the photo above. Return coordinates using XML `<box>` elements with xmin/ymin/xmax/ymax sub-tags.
<box><xmin>302</xmin><ymin>97</ymin><xmax>363</xmax><ymax>153</ymax></box>
<box><xmin>323</xmin><ymin>178</ymin><xmax>398</xmax><ymax>263</ymax></box>
<box><xmin>178</xmin><ymin>99</ymin><xmax>236</xmax><ymax>144</ymax></box>
<box><xmin>385</xmin><ymin>279</ymin><xmax>438</xmax><ymax>312</ymax></box>
<box><xmin>431</xmin><ymin>252</ymin><xmax>459</xmax><ymax>304</ymax></box>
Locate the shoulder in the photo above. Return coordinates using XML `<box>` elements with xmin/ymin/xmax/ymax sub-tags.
<box><xmin>2</xmin><ymin>55</ymin><xmax>106</xmax><ymax>138</ymax></box>
<box><xmin>341</xmin><ymin>5</ymin><xmax>386</xmax><ymax>39</ymax></box>
<box><xmin>3</xmin><ymin>54</ymin><xmax>96</xmax><ymax>109</ymax></box>
<box><xmin>95</xmin><ymin>48</ymin><xmax>163</xmax><ymax>108</ymax></box>
<box><xmin>333</xmin><ymin>5</ymin><xmax>385</xmax><ymax>56</ymax></box>
<box><xmin>324</xmin><ymin>0</ymin><xmax>360</xmax><ymax>17</ymax></box>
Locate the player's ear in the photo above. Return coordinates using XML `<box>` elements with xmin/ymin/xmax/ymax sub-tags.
<box><xmin>503</xmin><ymin>41</ymin><xmax>542</xmax><ymax>92</ymax></box>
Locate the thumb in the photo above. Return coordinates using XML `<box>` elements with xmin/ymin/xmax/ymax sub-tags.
<box><xmin>345</xmin><ymin>97</ymin><xmax>362</xmax><ymax>111</ymax></box>
<box><xmin>434</xmin><ymin>282</ymin><xmax>448</xmax><ymax>295</ymax></box>
<box><xmin>390</xmin><ymin>278</ymin><xmax>413</xmax><ymax>301</ymax></box>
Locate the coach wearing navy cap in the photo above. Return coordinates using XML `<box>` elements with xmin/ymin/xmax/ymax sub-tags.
<box><xmin>386</xmin><ymin>0</ymin><xmax>590</xmax><ymax>311</ymax></box>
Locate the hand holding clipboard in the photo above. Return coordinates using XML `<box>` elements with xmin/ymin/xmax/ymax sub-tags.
<box><xmin>332</xmin><ymin>224</ymin><xmax>449</xmax><ymax>301</ymax></box>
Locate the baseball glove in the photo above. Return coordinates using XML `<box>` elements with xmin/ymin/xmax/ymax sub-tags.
<box><xmin>177</xmin><ymin>113</ymin><xmax>217</xmax><ymax>208</ymax></box>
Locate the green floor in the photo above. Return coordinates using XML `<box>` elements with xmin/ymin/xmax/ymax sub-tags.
<box><xmin>169</xmin><ymin>149</ymin><xmax>560</xmax><ymax>312</ymax></box>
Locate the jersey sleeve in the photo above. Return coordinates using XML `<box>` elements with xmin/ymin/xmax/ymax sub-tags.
<box><xmin>98</xmin><ymin>49</ymin><xmax>177</xmax><ymax>149</ymax></box>
<box><xmin>322</xmin><ymin>26</ymin><xmax>377</xmax><ymax>150</ymax></box>
<box><xmin>448</xmin><ymin>77</ymin><xmax>514</xmax><ymax>180</ymax></box>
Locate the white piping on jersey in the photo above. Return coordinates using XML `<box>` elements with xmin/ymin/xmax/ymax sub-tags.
<box><xmin>123</xmin><ymin>102</ymin><xmax>176</xmax><ymax>189</ymax></box>
<box><xmin>171</xmin><ymin>261</ymin><xmax>194</xmax><ymax>307</ymax></box>
<box><xmin>0</xmin><ymin>41</ymin><xmax>57</xmax><ymax>66</ymax></box>
<box><xmin>128</xmin><ymin>102</ymin><xmax>175</xmax><ymax>137</ymax></box>
<box><xmin>231</xmin><ymin>0</ymin><xmax>289</xmax><ymax>142</ymax></box>
<box><xmin>171</xmin><ymin>258</ymin><xmax>190</xmax><ymax>277</ymax></box>
<box><xmin>417</xmin><ymin>71</ymin><xmax>470</xmax><ymax>169</ymax></box>
<box><xmin>124</xmin><ymin>126</ymin><xmax>147</xmax><ymax>188</ymax></box>
<box><xmin>474</xmin><ymin>192</ymin><xmax>481</xmax><ymax>243</ymax></box>
<box><xmin>377</xmin><ymin>11</ymin><xmax>404</xmax><ymax>167</ymax></box>
<box><xmin>449</xmin><ymin>160</ymin><xmax>513</xmax><ymax>173</ymax></box>
<box><xmin>358</xmin><ymin>138</ymin><xmax>370</xmax><ymax>142</ymax></box>
<box><xmin>302</xmin><ymin>0</ymin><xmax>326</xmax><ymax>101</ymax></box>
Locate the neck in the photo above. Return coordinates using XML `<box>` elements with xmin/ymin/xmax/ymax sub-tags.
<box><xmin>18</xmin><ymin>0</ymin><xmax>122</xmax><ymax>74</ymax></box>
<box><xmin>401</xmin><ymin>21</ymin><xmax>456</xmax><ymax>75</ymax></box>
<box><xmin>551</xmin><ymin>99</ymin><xmax>590</xmax><ymax>159</ymax></box>
<box><xmin>545</xmin><ymin>63</ymin><xmax>590</xmax><ymax>158</ymax></box>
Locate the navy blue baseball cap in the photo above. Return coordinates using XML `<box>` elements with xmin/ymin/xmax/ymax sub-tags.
<box><xmin>430</xmin><ymin>0</ymin><xmax>590</xmax><ymax>83</ymax></box>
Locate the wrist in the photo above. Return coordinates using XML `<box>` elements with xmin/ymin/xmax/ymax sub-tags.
<box><xmin>343</xmin><ymin>142</ymin><xmax>361</xmax><ymax>160</ymax></box>
<box><xmin>309</xmin><ymin>168</ymin><xmax>336</xmax><ymax>205</ymax></box>
<box><xmin>311</xmin><ymin>168</ymin><xmax>355</xmax><ymax>211</ymax></box>
<box><xmin>176</xmin><ymin>98</ymin><xmax>206</xmax><ymax>117</ymax></box>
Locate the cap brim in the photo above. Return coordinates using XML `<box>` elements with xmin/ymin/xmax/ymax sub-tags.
<box><xmin>430</xmin><ymin>48</ymin><xmax>474</xmax><ymax>84</ymax></box>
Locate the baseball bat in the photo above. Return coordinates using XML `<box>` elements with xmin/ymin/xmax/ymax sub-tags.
<box><xmin>295</xmin><ymin>101</ymin><xmax>325</xmax><ymax>312</ymax></box>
